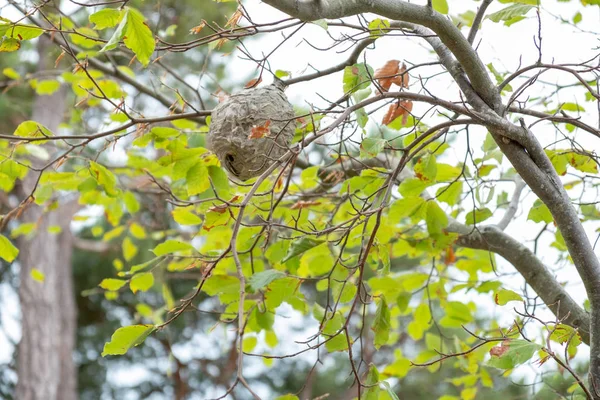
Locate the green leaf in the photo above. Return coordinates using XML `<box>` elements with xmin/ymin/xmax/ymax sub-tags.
<box><xmin>0</xmin><ymin>23</ymin><xmax>44</xmax><ymax>40</ymax></box>
<box><xmin>14</xmin><ymin>120</ymin><xmax>53</xmax><ymax>142</ymax></box>
<box><xmin>527</xmin><ymin>200</ymin><xmax>553</xmax><ymax>223</ymax></box>
<box><xmin>568</xmin><ymin>152</ymin><xmax>597</xmax><ymax>173</ymax></box>
<box><xmin>415</xmin><ymin>155</ymin><xmax>437</xmax><ymax>182</ymax></box>
<box><xmin>368</xmin><ymin>18</ymin><xmax>390</xmax><ymax>38</ymax></box>
<box><xmin>399</xmin><ymin>178</ymin><xmax>431</xmax><ymax>197</ymax></box>
<box><xmin>312</xmin><ymin>19</ymin><xmax>328</xmax><ymax>30</ymax></box>
<box><xmin>0</xmin><ymin>234</ymin><xmax>19</xmax><ymax>262</ymax></box>
<box><xmin>360</xmin><ymin>137</ymin><xmax>387</xmax><ymax>158</ymax></box>
<box><xmin>89</xmin><ymin>8</ymin><xmax>123</xmax><ymax>30</ymax></box>
<box><xmin>102</xmin><ymin>324</ymin><xmax>155</xmax><ymax>356</ymax></box>
<box><xmin>388</xmin><ymin>197</ymin><xmax>426</xmax><ymax>221</ymax></box>
<box><xmin>465</xmin><ymin>208</ymin><xmax>492</xmax><ymax>225</ymax></box>
<box><xmin>396</xmin><ymin>292</ymin><xmax>411</xmax><ymax>312</ymax></box>
<box><xmin>425</xmin><ymin>201</ymin><xmax>448</xmax><ymax>235</ymax></box>
<box><xmin>130</xmin><ymin>272</ymin><xmax>154</xmax><ymax>293</ymax></box>
<box><xmin>487</xmin><ymin>4</ymin><xmax>534</xmax><ymax>23</ymax></box>
<box><xmin>432</xmin><ymin>0</ymin><xmax>449</xmax><ymax>14</ymax></box>
<box><xmin>122</xmin><ymin>236</ymin><xmax>138</xmax><ymax>261</ymax></box>
<box><xmin>343</xmin><ymin>63</ymin><xmax>373</xmax><ymax>94</ymax></box>
<box><xmin>249</xmin><ymin>270</ymin><xmax>286</xmax><ymax>291</ymax></box>
<box><xmin>123</xmin><ymin>191</ymin><xmax>140</xmax><ymax>214</ymax></box>
<box><xmin>186</xmin><ymin>163</ymin><xmax>210</xmax><ymax>196</ymax></box>
<box><xmin>89</xmin><ymin>161</ymin><xmax>119</xmax><ymax>197</ymax></box>
<box><xmin>99</xmin><ymin>278</ymin><xmax>127</xmax><ymax>291</ymax></box>
<box><xmin>439</xmin><ymin>301</ymin><xmax>473</xmax><ymax>328</ymax></box>
<box><xmin>123</xmin><ymin>8</ymin><xmax>155</xmax><ymax>66</ymax></box>
<box><xmin>0</xmin><ymin>37</ymin><xmax>20</xmax><ymax>52</ymax></box>
<box><xmin>281</xmin><ymin>237</ymin><xmax>325</xmax><ymax>263</ymax></box>
<box><xmin>488</xmin><ymin>339</ymin><xmax>541</xmax><ymax>369</ymax></box>
<box><xmin>242</xmin><ymin>336</ymin><xmax>258</xmax><ymax>352</ymax></box>
<box><xmin>274</xmin><ymin>395</ymin><xmax>299</xmax><ymax>400</ymax></box>
<box><xmin>494</xmin><ymin>289</ymin><xmax>523</xmax><ymax>305</ymax></box>
<box><xmin>364</xmin><ymin>364</ymin><xmax>381</xmax><ymax>400</ymax></box>
<box><xmin>100</xmin><ymin>8</ymin><xmax>155</xmax><ymax>66</ymax></box>
<box><xmin>152</xmin><ymin>240</ymin><xmax>195</xmax><ymax>256</ymax></box>
<box><xmin>436</xmin><ymin>181</ymin><xmax>463</xmax><ymax>206</ymax></box>
<box><xmin>34</xmin><ymin>80</ymin><xmax>61</xmax><ymax>95</ymax></box>
<box><xmin>372</xmin><ymin>296</ymin><xmax>391</xmax><ymax>349</ymax></box>
<box><xmin>172</xmin><ymin>208</ymin><xmax>202</xmax><ymax>225</ymax></box>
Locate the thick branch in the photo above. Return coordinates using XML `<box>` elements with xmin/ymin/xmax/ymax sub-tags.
<box><xmin>447</xmin><ymin>221</ymin><xmax>591</xmax><ymax>345</ymax></box>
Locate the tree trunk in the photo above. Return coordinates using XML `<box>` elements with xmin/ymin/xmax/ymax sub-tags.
<box><xmin>15</xmin><ymin>34</ymin><xmax>78</xmax><ymax>400</ymax></box>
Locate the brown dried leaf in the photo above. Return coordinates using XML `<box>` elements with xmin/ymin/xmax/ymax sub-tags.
<box><xmin>444</xmin><ymin>246</ymin><xmax>456</xmax><ymax>265</ymax></box>
<box><xmin>374</xmin><ymin>60</ymin><xmax>400</xmax><ymax>92</ymax></box>
<box><xmin>248</xmin><ymin>120</ymin><xmax>271</xmax><ymax>139</ymax></box>
<box><xmin>489</xmin><ymin>340</ymin><xmax>510</xmax><ymax>357</ymax></box>
<box><xmin>382</xmin><ymin>100</ymin><xmax>413</xmax><ymax>126</ymax></box>
<box><xmin>207</xmin><ymin>204</ymin><xmax>228</xmax><ymax>214</ymax></box>
<box><xmin>381</xmin><ymin>100</ymin><xmax>412</xmax><ymax>125</ymax></box>
<box><xmin>245</xmin><ymin>77</ymin><xmax>262</xmax><ymax>88</ymax></box>
<box><xmin>190</xmin><ymin>21</ymin><xmax>206</xmax><ymax>34</ymax></box>
<box><xmin>390</xmin><ymin>62</ymin><xmax>409</xmax><ymax>88</ymax></box>
<box><xmin>225</xmin><ymin>9</ymin><xmax>243</xmax><ymax>28</ymax></box>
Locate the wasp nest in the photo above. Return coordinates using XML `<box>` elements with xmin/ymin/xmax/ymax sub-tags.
<box><xmin>207</xmin><ymin>83</ymin><xmax>295</xmax><ymax>181</ymax></box>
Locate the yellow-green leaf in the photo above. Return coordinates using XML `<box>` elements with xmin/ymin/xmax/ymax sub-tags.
<box><xmin>123</xmin><ymin>8</ymin><xmax>155</xmax><ymax>66</ymax></box>
<box><xmin>152</xmin><ymin>239</ymin><xmax>195</xmax><ymax>256</ymax></box>
<box><xmin>0</xmin><ymin>234</ymin><xmax>19</xmax><ymax>262</ymax></box>
<box><xmin>122</xmin><ymin>236</ymin><xmax>138</xmax><ymax>261</ymax></box>
<box><xmin>130</xmin><ymin>272</ymin><xmax>154</xmax><ymax>293</ymax></box>
<box><xmin>494</xmin><ymin>289</ymin><xmax>523</xmax><ymax>305</ymax></box>
<box><xmin>102</xmin><ymin>324</ymin><xmax>155</xmax><ymax>356</ymax></box>
<box><xmin>30</xmin><ymin>268</ymin><xmax>45</xmax><ymax>283</ymax></box>
<box><xmin>99</xmin><ymin>278</ymin><xmax>127</xmax><ymax>291</ymax></box>
<box><xmin>89</xmin><ymin>8</ymin><xmax>123</xmax><ymax>30</ymax></box>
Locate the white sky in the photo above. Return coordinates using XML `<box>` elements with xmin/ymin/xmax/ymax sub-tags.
<box><xmin>1</xmin><ymin>0</ymin><xmax>600</xmax><ymax>398</ymax></box>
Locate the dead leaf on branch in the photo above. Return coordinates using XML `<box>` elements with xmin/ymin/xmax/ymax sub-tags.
<box><xmin>248</xmin><ymin>120</ymin><xmax>271</xmax><ymax>139</ymax></box>
<box><xmin>245</xmin><ymin>77</ymin><xmax>262</xmax><ymax>88</ymax></box>
<box><xmin>374</xmin><ymin>60</ymin><xmax>409</xmax><ymax>92</ymax></box>
<box><xmin>190</xmin><ymin>21</ymin><xmax>206</xmax><ymax>35</ymax></box>
<box><xmin>225</xmin><ymin>8</ymin><xmax>243</xmax><ymax>29</ymax></box>
<box><xmin>382</xmin><ymin>100</ymin><xmax>413</xmax><ymax>126</ymax></box>
<box><xmin>489</xmin><ymin>340</ymin><xmax>510</xmax><ymax>357</ymax></box>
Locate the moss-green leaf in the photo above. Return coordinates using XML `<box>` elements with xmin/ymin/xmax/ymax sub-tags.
<box><xmin>249</xmin><ymin>270</ymin><xmax>286</xmax><ymax>291</ymax></box>
<box><xmin>487</xmin><ymin>4</ymin><xmax>534</xmax><ymax>23</ymax></box>
<box><xmin>372</xmin><ymin>296</ymin><xmax>391</xmax><ymax>349</ymax></box>
<box><xmin>426</xmin><ymin>201</ymin><xmax>448</xmax><ymax>235</ymax></box>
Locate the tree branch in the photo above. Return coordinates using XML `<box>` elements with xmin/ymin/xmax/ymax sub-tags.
<box><xmin>467</xmin><ymin>0</ymin><xmax>493</xmax><ymax>45</ymax></box>
<box><xmin>497</xmin><ymin>176</ymin><xmax>527</xmax><ymax>231</ymax></box>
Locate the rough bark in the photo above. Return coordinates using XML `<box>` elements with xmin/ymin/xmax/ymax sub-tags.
<box><xmin>15</xmin><ymin>34</ymin><xmax>78</xmax><ymax>400</ymax></box>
